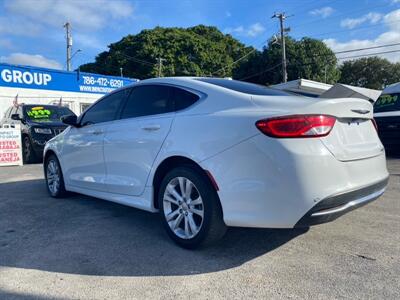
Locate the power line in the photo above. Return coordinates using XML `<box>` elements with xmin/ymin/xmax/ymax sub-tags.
<box><xmin>212</xmin><ymin>33</ymin><xmax>275</xmax><ymax>76</ymax></box>
<box><xmin>237</xmin><ymin>62</ymin><xmax>282</xmax><ymax>81</ymax></box>
<box><xmin>119</xmin><ymin>53</ymin><xmax>156</xmax><ymax>66</ymax></box>
<box><xmin>284</xmin><ymin>49</ymin><xmax>400</xmax><ymax>70</ymax></box>
<box><xmin>234</xmin><ymin>41</ymin><xmax>400</xmax><ymax>82</ymax></box>
<box><xmin>337</xmin><ymin>49</ymin><xmax>400</xmax><ymax>60</ymax></box>
<box><xmin>211</xmin><ymin>1</ymin><xmax>332</xmax><ymax>77</ymax></box>
<box><xmin>212</xmin><ymin>48</ymin><xmax>258</xmax><ymax>76</ymax></box>
<box><xmin>289</xmin><ymin>47</ymin><xmax>400</xmax><ymax>66</ymax></box>
<box><xmin>213</xmin><ymin>6</ymin><xmax>400</xmax><ymax>78</ymax></box>
<box><xmin>236</xmin><ymin>45</ymin><xmax>400</xmax><ymax>82</ymax></box>
<box><xmin>333</xmin><ymin>42</ymin><xmax>400</xmax><ymax>54</ymax></box>
<box><xmin>305</xmin><ymin>17</ymin><xmax>400</xmax><ymax>39</ymax></box>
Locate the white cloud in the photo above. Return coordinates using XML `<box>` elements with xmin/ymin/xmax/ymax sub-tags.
<box><xmin>3</xmin><ymin>0</ymin><xmax>134</xmax><ymax>31</ymax></box>
<box><xmin>225</xmin><ymin>11</ymin><xmax>232</xmax><ymax>18</ymax></box>
<box><xmin>247</xmin><ymin>23</ymin><xmax>265</xmax><ymax>37</ymax></box>
<box><xmin>325</xmin><ymin>9</ymin><xmax>400</xmax><ymax>63</ymax></box>
<box><xmin>340</xmin><ymin>12</ymin><xmax>382</xmax><ymax>29</ymax></box>
<box><xmin>0</xmin><ymin>53</ymin><xmax>62</xmax><ymax>69</ymax></box>
<box><xmin>384</xmin><ymin>9</ymin><xmax>400</xmax><ymax>31</ymax></box>
<box><xmin>309</xmin><ymin>7</ymin><xmax>334</xmax><ymax>18</ymax></box>
<box><xmin>224</xmin><ymin>22</ymin><xmax>265</xmax><ymax>37</ymax></box>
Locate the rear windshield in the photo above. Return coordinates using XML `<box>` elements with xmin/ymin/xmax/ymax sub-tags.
<box><xmin>374</xmin><ymin>93</ymin><xmax>400</xmax><ymax>113</ymax></box>
<box><xmin>23</xmin><ymin>105</ymin><xmax>74</xmax><ymax>122</ymax></box>
<box><xmin>196</xmin><ymin>78</ymin><xmax>290</xmax><ymax>96</ymax></box>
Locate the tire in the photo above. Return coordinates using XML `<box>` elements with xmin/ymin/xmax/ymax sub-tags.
<box><xmin>23</xmin><ymin>136</ymin><xmax>37</xmax><ymax>164</ymax></box>
<box><xmin>158</xmin><ymin>166</ymin><xmax>227</xmax><ymax>249</ymax></box>
<box><xmin>45</xmin><ymin>154</ymin><xmax>68</xmax><ymax>198</ymax></box>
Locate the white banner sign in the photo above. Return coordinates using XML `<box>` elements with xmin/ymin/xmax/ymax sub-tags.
<box><xmin>0</xmin><ymin>126</ymin><xmax>23</xmax><ymax>166</ymax></box>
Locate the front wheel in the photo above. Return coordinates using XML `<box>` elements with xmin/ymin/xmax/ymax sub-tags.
<box><xmin>23</xmin><ymin>136</ymin><xmax>37</xmax><ymax>164</ymax></box>
<box><xmin>158</xmin><ymin>166</ymin><xmax>227</xmax><ymax>249</ymax></box>
<box><xmin>45</xmin><ymin>154</ymin><xmax>67</xmax><ymax>198</ymax></box>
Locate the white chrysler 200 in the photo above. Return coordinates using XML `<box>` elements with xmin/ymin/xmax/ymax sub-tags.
<box><xmin>44</xmin><ymin>77</ymin><xmax>389</xmax><ymax>248</ymax></box>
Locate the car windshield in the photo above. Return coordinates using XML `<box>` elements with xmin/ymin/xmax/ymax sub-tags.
<box><xmin>23</xmin><ymin>105</ymin><xmax>75</xmax><ymax>122</ymax></box>
<box><xmin>196</xmin><ymin>78</ymin><xmax>291</xmax><ymax>96</ymax></box>
<box><xmin>374</xmin><ymin>93</ymin><xmax>400</xmax><ymax>113</ymax></box>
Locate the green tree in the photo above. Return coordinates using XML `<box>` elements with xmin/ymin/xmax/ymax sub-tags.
<box><xmin>234</xmin><ymin>36</ymin><xmax>340</xmax><ymax>85</ymax></box>
<box><xmin>339</xmin><ymin>57</ymin><xmax>400</xmax><ymax>89</ymax></box>
<box><xmin>79</xmin><ymin>25</ymin><xmax>251</xmax><ymax>79</ymax></box>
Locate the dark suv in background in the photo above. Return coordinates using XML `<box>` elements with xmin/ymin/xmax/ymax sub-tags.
<box><xmin>374</xmin><ymin>93</ymin><xmax>400</xmax><ymax>154</ymax></box>
<box><xmin>0</xmin><ymin>104</ymin><xmax>75</xmax><ymax>163</ymax></box>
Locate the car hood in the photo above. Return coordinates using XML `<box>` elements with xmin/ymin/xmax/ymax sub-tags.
<box><xmin>27</xmin><ymin>120</ymin><xmax>66</xmax><ymax>127</ymax></box>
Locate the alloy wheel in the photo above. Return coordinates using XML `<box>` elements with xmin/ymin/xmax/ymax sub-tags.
<box><xmin>24</xmin><ymin>138</ymin><xmax>31</xmax><ymax>161</ymax></box>
<box><xmin>47</xmin><ymin>159</ymin><xmax>60</xmax><ymax>195</ymax></box>
<box><xmin>163</xmin><ymin>176</ymin><xmax>204</xmax><ymax>239</ymax></box>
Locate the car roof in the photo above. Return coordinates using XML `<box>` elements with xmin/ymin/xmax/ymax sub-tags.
<box><xmin>133</xmin><ymin>77</ymin><xmax>290</xmax><ymax>97</ymax></box>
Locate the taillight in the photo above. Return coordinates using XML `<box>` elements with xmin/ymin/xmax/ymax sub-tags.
<box><xmin>371</xmin><ymin>119</ymin><xmax>378</xmax><ymax>131</ymax></box>
<box><xmin>256</xmin><ymin>115</ymin><xmax>336</xmax><ymax>138</ymax></box>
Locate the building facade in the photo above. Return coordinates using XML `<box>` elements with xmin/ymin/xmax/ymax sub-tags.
<box><xmin>0</xmin><ymin>63</ymin><xmax>138</xmax><ymax>118</ymax></box>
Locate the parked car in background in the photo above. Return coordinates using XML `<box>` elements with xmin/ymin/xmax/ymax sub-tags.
<box><xmin>0</xmin><ymin>104</ymin><xmax>75</xmax><ymax>163</ymax></box>
<box><xmin>374</xmin><ymin>84</ymin><xmax>400</xmax><ymax>154</ymax></box>
<box><xmin>44</xmin><ymin>77</ymin><xmax>389</xmax><ymax>248</ymax></box>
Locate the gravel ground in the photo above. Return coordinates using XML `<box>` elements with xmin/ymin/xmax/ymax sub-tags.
<box><xmin>0</xmin><ymin>159</ymin><xmax>399</xmax><ymax>300</ymax></box>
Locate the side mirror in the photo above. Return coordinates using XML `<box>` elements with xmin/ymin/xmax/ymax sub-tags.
<box><xmin>11</xmin><ymin>114</ymin><xmax>22</xmax><ymax>121</ymax></box>
<box><xmin>61</xmin><ymin>114</ymin><xmax>79</xmax><ymax>127</ymax></box>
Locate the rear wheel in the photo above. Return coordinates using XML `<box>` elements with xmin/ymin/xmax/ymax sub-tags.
<box><xmin>23</xmin><ymin>136</ymin><xmax>36</xmax><ymax>164</ymax></box>
<box><xmin>158</xmin><ymin>166</ymin><xmax>226</xmax><ymax>249</ymax></box>
<box><xmin>45</xmin><ymin>154</ymin><xmax>67</xmax><ymax>198</ymax></box>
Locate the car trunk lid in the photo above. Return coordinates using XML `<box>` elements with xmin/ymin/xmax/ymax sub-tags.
<box><xmin>252</xmin><ymin>96</ymin><xmax>384</xmax><ymax>161</ymax></box>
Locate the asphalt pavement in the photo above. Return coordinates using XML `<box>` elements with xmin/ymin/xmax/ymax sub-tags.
<box><xmin>0</xmin><ymin>159</ymin><xmax>399</xmax><ymax>299</ymax></box>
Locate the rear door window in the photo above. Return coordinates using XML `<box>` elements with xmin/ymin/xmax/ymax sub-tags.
<box><xmin>374</xmin><ymin>93</ymin><xmax>400</xmax><ymax>113</ymax></box>
<box><xmin>120</xmin><ymin>85</ymin><xmax>173</xmax><ymax>119</ymax></box>
<box><xmin>170</xmin><ymin>87</ymin><xmax>199</xmax><ymax>111</ymax></box>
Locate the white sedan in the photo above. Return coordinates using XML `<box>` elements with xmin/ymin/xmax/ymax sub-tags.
<box><xmin>44</xmin><ymin>77</ymin><xmax>389</xmax><ymax>248</ymax></box>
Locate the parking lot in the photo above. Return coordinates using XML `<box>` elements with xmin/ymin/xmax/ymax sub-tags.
<box><xmin>0</xmin><ymin>159</ymin><xmax>398</xmax><ymax>299</ymax></box>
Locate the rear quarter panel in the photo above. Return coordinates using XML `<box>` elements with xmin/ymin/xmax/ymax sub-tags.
<box><xmin>146</xmin><ymin>108</ymin><xmax>277</xmax><ymax>187</ymax></box>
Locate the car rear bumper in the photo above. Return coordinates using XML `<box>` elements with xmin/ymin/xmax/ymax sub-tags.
<box><xmin>294</xmin><ymin>177</ymin><xmax>389</xmax><ymax>227</ymax></box>
<box><xmin>200</xmin><ymin>134</ymin><xmax>389</xmax><ymax>229</ymax></box>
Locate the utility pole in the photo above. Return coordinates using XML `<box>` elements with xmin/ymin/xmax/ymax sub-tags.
<box><xmin>64</xmin><ymin>22</ymin><xmax>72</xmax><ymax>71</ymax></box>
<box><xmin>272</xmin><ymin>13</ymin><xmax>290</xmax><ymax>83</ymax></box>
<box><xmin>157</xmin><ymin>57</ymin><xmax>166</xmax><ymax>77</ymax></box>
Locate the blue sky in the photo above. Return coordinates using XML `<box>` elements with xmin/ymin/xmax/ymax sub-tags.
<box><xmin>1</xmin><ymin>0</ymin><xmax>400</xmax><ymax>71</ymax></box>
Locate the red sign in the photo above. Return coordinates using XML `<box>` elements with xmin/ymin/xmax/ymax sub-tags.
<box><xmin>0</xmin><ymin>127</ymin><xmax>23</xmax><ymax>166</ymax></box>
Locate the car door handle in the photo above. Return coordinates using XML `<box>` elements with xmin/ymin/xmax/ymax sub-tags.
<box><xmin>89</xmin><ymin>130</ymin><xmax>104</xmax><ymax>135</ymax></box>
<box><xmin>141</xmin><ymin>124</ymin><xmax>161</xmax><ymax>131</ymax></box>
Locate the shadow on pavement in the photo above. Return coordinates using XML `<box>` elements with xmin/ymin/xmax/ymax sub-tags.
<box><xmin>0</xmin><ymin>290</ymin><xmax>58</xmax><ymax>300</ymax></box>
<box><xmin>0</xmin><ymin>179</ymin><xmax>307</xmax><ymax>277</ymax></box>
